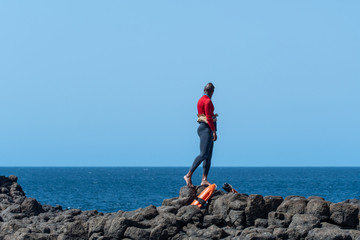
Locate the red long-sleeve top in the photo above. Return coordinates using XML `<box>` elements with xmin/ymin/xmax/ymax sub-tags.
<box><xmin>197</xmin><ymin>95</ymin><xmax>216</xmax><ymax>132</ymax></box>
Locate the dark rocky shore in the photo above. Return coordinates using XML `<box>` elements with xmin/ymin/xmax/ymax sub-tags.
<box><xmin>1</xmin><ymin>175</ymin><xmax>360</xmax><ymax>240</ymax></box>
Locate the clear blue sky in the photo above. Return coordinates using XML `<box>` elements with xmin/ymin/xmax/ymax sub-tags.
<box><xmin>1</xmin><ymin>1</ymin><xmax>359</xmax><ymax>166</ymax></box>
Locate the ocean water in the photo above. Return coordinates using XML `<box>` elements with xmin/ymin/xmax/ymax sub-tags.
<box><xmin>1</xmin><ymin>167</ymin><xmax>360</xmax><ymax>213</ymax></box>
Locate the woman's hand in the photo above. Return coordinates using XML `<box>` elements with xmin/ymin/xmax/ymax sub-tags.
<box><xmin>213</xmin><ymin>132</ymin><xmax>217</xmax><ymax>141</ymax></box>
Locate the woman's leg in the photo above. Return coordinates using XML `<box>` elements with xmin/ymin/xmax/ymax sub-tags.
<box><xmin>185</xmin><ymin>123</ymin><xmax>212</xmax><ymax>187</ymax></box>
<box><xmin>201</xmin><ymin>140</ymin><xmax>213</xmax><ymax>186</ymax></box>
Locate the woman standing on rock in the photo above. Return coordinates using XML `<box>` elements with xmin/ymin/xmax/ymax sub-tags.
<box><xmin>184</xmin><ymin>83</ymin><xmax>218</xmax><ymax>188</ymax></box>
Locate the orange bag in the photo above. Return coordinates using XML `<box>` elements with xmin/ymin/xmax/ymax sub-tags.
<box><xmin>191</xmin><ymin>184</ymin><xmax>217</xmax><ymax>208</ymax></box>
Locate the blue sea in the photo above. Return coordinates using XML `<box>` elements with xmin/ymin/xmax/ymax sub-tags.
<box><xmin>1</xmin><ymin>167</ymin><xmax>359</xmax><ymax>213</ymax></box>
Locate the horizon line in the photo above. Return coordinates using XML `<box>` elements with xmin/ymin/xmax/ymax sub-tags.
<box><xmin>1</xmin><ymin>166</ymin><xmax>360</xmax><ymax>168</ymax></box>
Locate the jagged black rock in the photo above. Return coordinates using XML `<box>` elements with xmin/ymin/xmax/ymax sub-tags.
<box><xmin>1</xmin><ymin>176</ymin><xmax>360</xmax><ymax>239</ymax></box>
